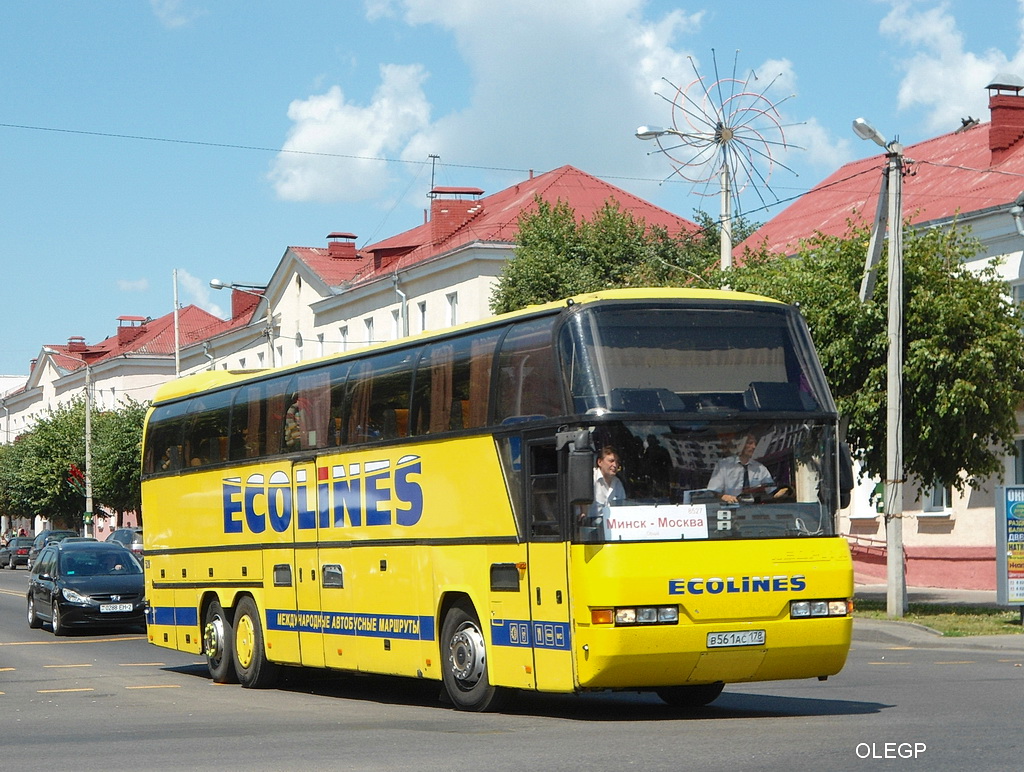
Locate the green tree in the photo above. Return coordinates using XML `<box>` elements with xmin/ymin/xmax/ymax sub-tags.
<box><xmin>92</xmin><ymin>398</ymin><xmax>147</xmax><ymax>524</ymax></box>
<box><xmin>0</xmin><ymin>397</ymin><xmax>148</xmax><ymax>530</ymax></box>
<box><xmin>489</xmin><ymin>198</ymin><xmax>751</xmax><ymax>313</ymax></box>
<box><xmin>726</xmin><ymin>222</ymin><xmax>1024</xmax><ymax>493</ymax></box>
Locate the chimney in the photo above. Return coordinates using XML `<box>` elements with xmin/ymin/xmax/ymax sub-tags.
<box><xmin>67</xmin><ymin>336</ymin><xmax>87</xmax><ymax>353</ymax></box>
<box><xmin>116</xmin><ymin>315</ymin><xmax>147</xmax><ymax>347</ymax></box>
<box><xmin>987</xmin><ymin>74</ymin><xmax>1024</xmax><ymax>160</ymax></box>
<box><xmin>326</xmin><ymin>232</ymin><xmax>358</xmax><ymax>259</ymax></box>
<box><xmin>429</xmin><ymin>187</ymin><xmax>484</xmax><ymax>245</ymax></box>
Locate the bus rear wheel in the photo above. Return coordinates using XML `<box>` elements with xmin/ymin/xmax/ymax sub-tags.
<box><xmin>656</xmin><ymin>682</ymin><xmax>725</xmax><ymax>708</ymax></box>
<box><xmin>232</xmin><ymin>596</ymin><xmax>279</xmax><ymax>689</ymax></box>
<box><xmin>440</xmin><ymin>602</ymin><xmax>506</xmax><ymax>712</ymax></box>
<box><xmin>203</xmin><ymin>599</ymin><xmax>238</xmax><ymax>684</ymax></box>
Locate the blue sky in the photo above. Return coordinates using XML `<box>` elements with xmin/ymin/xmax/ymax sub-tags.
<box><xmin>2</xmin><ymin>0</ymin><xmax>1023</xmax><ymax>376</ymax></box>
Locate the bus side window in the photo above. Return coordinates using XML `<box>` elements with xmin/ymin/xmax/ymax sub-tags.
<box><xmin>494</xmin><ymin>317</ymin><xmax>563</xmax><ymax>424</ymax></box>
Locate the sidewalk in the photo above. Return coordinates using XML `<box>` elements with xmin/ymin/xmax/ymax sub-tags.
<box><xmin>852</xmin><ymin>583</ymin><xmax>1024</xmax><ymax>651</ymax></box>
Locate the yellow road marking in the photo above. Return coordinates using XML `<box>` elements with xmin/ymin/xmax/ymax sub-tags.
<box><xmin>934</xmin><ymin>660</ymin><xmax>975</xmax><ymax>665</ymax></box>
<box><xmin>124</xmin><ymin>684</ymin><xmax>181</xmax><ymax>690</ymax></box>
<box><xmin>0</xmin><ymin>667</ymin><xmax>14</xmax><ymax>672</ymax></box>
<box><xmin>0</xmin><ymin>636</ymin><xmax>144</xmax><ymax>647</ymax></box>
<box><xmin>38</xmin><ymin>688</ymin><xmax>94</xmax><ymax>693</ymax></box>
<box><xmin>119</xmin><ymin>662</ymin><xmax>167</xmax><ymax>667</ymax></box>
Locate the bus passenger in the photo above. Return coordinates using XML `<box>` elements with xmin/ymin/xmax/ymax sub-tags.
<box><xmin>707</xmin><ymin>433</ymin><xmax>785</xmax><ymax>504</ymax></box>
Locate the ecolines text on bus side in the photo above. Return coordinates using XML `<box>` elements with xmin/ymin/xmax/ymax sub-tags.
<box><xmin>220</xmin><ymin>454</ymin><xmax>424</xmax><ymax>534</ymax></box>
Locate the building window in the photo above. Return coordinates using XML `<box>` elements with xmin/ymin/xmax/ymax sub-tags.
<box><xmin>340</xmin><ymin>326</ymin><xmax>349</xmax><ymax>352</ymax></box>
<box><xmin>317</xmin><ymin>333</ymin><xmax>325</xmax><ymax>358</ymax></box>
<box><xmin>445</xmin><ymin>292</ymin><xmax>458</xmax><ymax>327</ymax></box>
<box><xmin>364</xmin><ymin>317</ymin><xmax>375</xmax><ymax>344</ymax></box>
<box><xmin>391</xmin><ymin>309</ymin><xmax>401</xmax><ymax>339</ymax></box>
<box><xmin>418</xmin><ymin>301</ymin><xmax>427</xmax><ymax>334</ymax></box>
<box><xmin>921</xmin><ymin>482</ymin><xmax>952</xmax><ymax>516</ymax></box>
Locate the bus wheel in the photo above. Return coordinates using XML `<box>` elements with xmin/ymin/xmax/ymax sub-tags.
<box><xmin>203</xmin><ymin>600</ymin><xmax>238</xmax><ymax>684</ymax></box>
<box><xmin>656</xmin><ymin>682</ymin><xmax>725</xmax><ymax>708</ymax></box>
<box><xmin>440</xmin><ymin>602</ymin><xmax>506</xmax><ymax>712</ymax></box>
<box><xmin>232</xmin><ymin>596</ymin><xmax>279</xmax><ymax>689</ymax></box>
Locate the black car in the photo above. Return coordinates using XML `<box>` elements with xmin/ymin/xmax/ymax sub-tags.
<box><xmin>27</xmin><ymin>529</ymin><xmax>79</xmax><ymax>570</ymax></box>
<box><xmin>105</xmin><ymin>526</ymin><xmax>144</xmax><ymax>557</ymax></box>
<box><xmin>27</xmin><ymin>541</ymin><xmax>146</xmax><ymax>636</ymax></box>
<box><xmin>0</xmin><ymin>537</ymin><xmax>34</xmax><ymax>569</ymax></box>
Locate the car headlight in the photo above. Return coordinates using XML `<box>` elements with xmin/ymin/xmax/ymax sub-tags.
<box><xmin>61</xmin><ymin>587</ymin><xmax>91</xmax><ymax>605</ymax></box>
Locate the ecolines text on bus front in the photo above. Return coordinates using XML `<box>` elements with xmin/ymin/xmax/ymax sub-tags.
<box><xmin>221</xmin><ymin>454</ymin><xmax>424</xmax><ymax>534</ymax></box>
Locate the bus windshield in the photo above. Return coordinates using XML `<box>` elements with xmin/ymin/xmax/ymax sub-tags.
<box><xmin>561</xmin><ymin>303</ymin><xmax>832</xmax><ymax>416</ymax></box>
<box><xmin>572</xmin><ymin>418</ymin><xmax>840</xmax><ymax>544</ymax></box>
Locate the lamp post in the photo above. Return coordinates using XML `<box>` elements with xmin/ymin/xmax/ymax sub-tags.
<box><xmin>635</xmin><ymin>125</ymin><xmax>733</xmax><ymax>270</ymax></box>
<box><xmin>43</xmin><ymin>347</ymin><xmax>93</xmax><ymax>537</ymax></box>
<box><xmin>853</xmin><ymin>117</ymin><xmax>907</xmax><ymax>618</ymax></box>
<box><xmin>210</xmin><ymin>279</ymin><xmax>275</xmax><ymax>368</ymax></box>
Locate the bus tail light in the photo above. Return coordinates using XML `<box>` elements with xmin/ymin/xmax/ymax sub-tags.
<box><xmin>790</xmin><ymin>599</ymin><xmax>851</xmax><ymax>618</ymax></box>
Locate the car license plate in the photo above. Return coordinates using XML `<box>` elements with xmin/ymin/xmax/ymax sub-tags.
<box><xmin>100</xmin><ymin>603</ymin><xmax>134</xmax><ymax>613</ymax></box>
<box><xmin>707</xmin><ymin>629</ymin><xmax>766</xmax><ymax>648</ymax></box>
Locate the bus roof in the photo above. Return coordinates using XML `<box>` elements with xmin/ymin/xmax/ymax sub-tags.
<box><xmin>150</xmin><ymin>287</ymin><xmax>786</xmax><ymax>406</ymax></box>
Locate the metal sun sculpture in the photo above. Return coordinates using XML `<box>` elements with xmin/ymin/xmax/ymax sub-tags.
<box><xmin>639</xmin><ymin>50</ymin><xmax>798</xmax><ymax>268</ymax></box>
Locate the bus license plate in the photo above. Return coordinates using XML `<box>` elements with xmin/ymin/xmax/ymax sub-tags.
<box><xmin>100</xmin><ymin>603</ymin><xmax>133</xmax><ymax>613</ymax></box>
<box><xmin>707</xmin><ymin>630</ymin><xmax>766</xmax><ymax>648</ymax></box>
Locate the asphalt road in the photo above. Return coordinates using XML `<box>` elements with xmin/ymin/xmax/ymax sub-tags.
<box><xmin>1</xmin><ymin>566</ymin><xmax>1022</xmax><ymax>771</ymax></box>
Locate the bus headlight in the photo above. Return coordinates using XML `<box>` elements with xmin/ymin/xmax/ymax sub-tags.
<box><xmin>790</xmin><ymin>599</ymin><xmax>851</xmax><ymax>618</ymax></box>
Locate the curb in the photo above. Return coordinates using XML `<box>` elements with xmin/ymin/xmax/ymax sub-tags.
<box><xmin>852</xmin><ymin>617</ymin><xmax>1024</xmax><ymax>652</ymax></box>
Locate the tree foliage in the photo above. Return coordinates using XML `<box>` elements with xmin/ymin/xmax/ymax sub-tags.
<box><xmin>727</xmin><ymin>223</ymin><xmax>1024</xmax><ymax>493</ymax></box>
<box><xmin>489</xmin><ymin>198</ymin><xmax>753</xmax><ymax>313</ymax></box>
<box><xmin>490</xmin><ymin>197</ymin><xmax>1024</xmax><ymax>494</ymax></box>
<box><xmin>0</xmin><ymin>397</ymin><xmax>147</xmax><ymax>529</ymax></box>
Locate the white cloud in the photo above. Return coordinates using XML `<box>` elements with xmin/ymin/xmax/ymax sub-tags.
<box><xmin>149</xmin><ymin>0</ymin><xmax>205</xmax><ymax>30</ymax></box>
<box><xmin>269</xmin><ymin>65</ymin><xmax>432</xmax><ymax>202</ymax></box>
<box><xmin>176</xmin><ymin>269</ymin><xmax>224</xmax><ymax>318</ymax></box>
<box><xmin>882</xmin><ymin>1</ymin><xmax>1024</xmax><ymax>133</ymax></box>
<box><xmin>117</xmin><ymin>278</ymin><xmax>150</xmax><ymax>293</ymax></box>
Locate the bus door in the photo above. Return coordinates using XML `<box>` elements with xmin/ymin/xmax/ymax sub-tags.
<box><xmin>524</xmin><ymin>437</ymin><xmax>575</xmax><ymax>692</ymax></box>
<box><xmin>292</xmin><ymin>458</ymin><xmax>326</xmax><ymax>669</ymax></box>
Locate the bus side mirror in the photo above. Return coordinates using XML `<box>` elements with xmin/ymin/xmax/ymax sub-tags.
<box><xmin>557</xmin><ymin>428</ymin><xmax>594</xmax><ymax>506</ymax></box>
<box><xmin>839</xmin><ymin>442</ymin><xmax>854</xmax><ymax>509</ymax></box>
<box><xmin>568</xmin><ymin>449</ymin><xmax>595</xmax><ymax>506</ymax></box>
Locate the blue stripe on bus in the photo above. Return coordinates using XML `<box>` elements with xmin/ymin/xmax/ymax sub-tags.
<box><xmin>490</xmin><ymin>618</ymin><xmax>571</xmax><ymax>651</ymax></box>
<box><xmin>148</xmin><ymin>606</ymin><xmax>199</xmax><ymax>627</ymax></box>
<box><xmin>265</xmin><ymin>608</ymin><xmax>436</xmax><ymax>641</ymax></box>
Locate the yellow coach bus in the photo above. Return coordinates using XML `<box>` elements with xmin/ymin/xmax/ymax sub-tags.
<box><xmin>141</xmin><ymin>288</ymin><xmax>854</xmax><ymax>711</ymax></box>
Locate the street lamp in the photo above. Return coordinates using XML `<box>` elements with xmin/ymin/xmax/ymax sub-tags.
<box><xmin>853</xmin><ymin>117</ymin><xmax>907</xmax><ymax>618</ymax></box>
<box><xmin>635</xmin><ymin>125</ymin><xmax>733</xmax><ymax>270</ymax></box>
<box><xmin>43</xmin><ymin>347</ymin><xmax>93</xmax><ymax>537</ymax></box>
<box><xmin>210</xmin><ymin>279</ymin><xmax>276</xmax><ymax>368</ymax></box>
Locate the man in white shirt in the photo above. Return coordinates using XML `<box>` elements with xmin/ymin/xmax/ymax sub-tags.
<box><xmin>593</xmin><ymin>445</ymin><xmax>625</xmax><ymax>511</ymax></box>
<box><xmin>707</xmin><ymin>433</ymin><xmax>782</xmax><ymax>504</ymax></box>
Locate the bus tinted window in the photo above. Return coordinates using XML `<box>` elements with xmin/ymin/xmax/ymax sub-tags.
<box><xmin>413</xmin><ymin>330</ymin><xmax>500</xmax><ymax>434</ymax></box>
<box><xmin>183</xmin><ymin>389</ymin><xmax>233</xmax><ymax>467</ymax></box>
<box><xmin>493</xmin><ymin>317</ymin><xmax>563</xmax><ymax>424</ymax></box>
<box><xmin>343</xmin><ymin>348</ymin><xmax>419</xmax><ymax>444</ymax></box>
<box><xmin>563</xmin><ymin>305</ymin><xmax>824</xmax><ymax>414</ymax></box>
<box><xmin>143</xmin><ymin>400</ymin><xmax>189</xmax><ymax>474</ymax></box>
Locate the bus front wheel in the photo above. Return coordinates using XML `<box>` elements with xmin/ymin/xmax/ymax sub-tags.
<box><xmin>440</xmin><ymin>602</ymin><xmax>506</xmax><ymax>712</ymax></box>
<box><xmin>232</xmin><ymin>596</ymin><xmax>279</xmax><ymax>689</ymax></box>
<box><xmin>656</xmin><ymin>682</ymin><xmax>725</xmax><ymax>708</ymax></box>
<box><xmin>203</xmin><ymin>599</ymin><xmax>238</xmax><ymax>684</ymax></box>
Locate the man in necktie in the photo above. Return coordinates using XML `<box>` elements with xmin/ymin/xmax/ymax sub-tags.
<box><xmin>707</xmin><ymin>432</ymin><xmax>782</xmax><ymax>504</ymax></box>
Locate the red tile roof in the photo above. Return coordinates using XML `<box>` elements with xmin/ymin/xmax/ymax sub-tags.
<box><xmin>45</xmin><ymin>305</ymin><xmax>243</xmax><ymax>369</ymax></box>
<box><xmin>739</xmin><ymin>107</ymin><xmax>1024</xmax><ymax>257</ymax></box>
<box><xmin>289</xmin><ymin>165</ymin><xmax>698</xmax><ymax>288</ymax></box>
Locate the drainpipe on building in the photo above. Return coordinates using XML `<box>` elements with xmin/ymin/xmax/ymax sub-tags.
<box><xmin>393</xmin><ymin>274</ymin><xmax>409</xmax><ymax>338</ymax></box>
